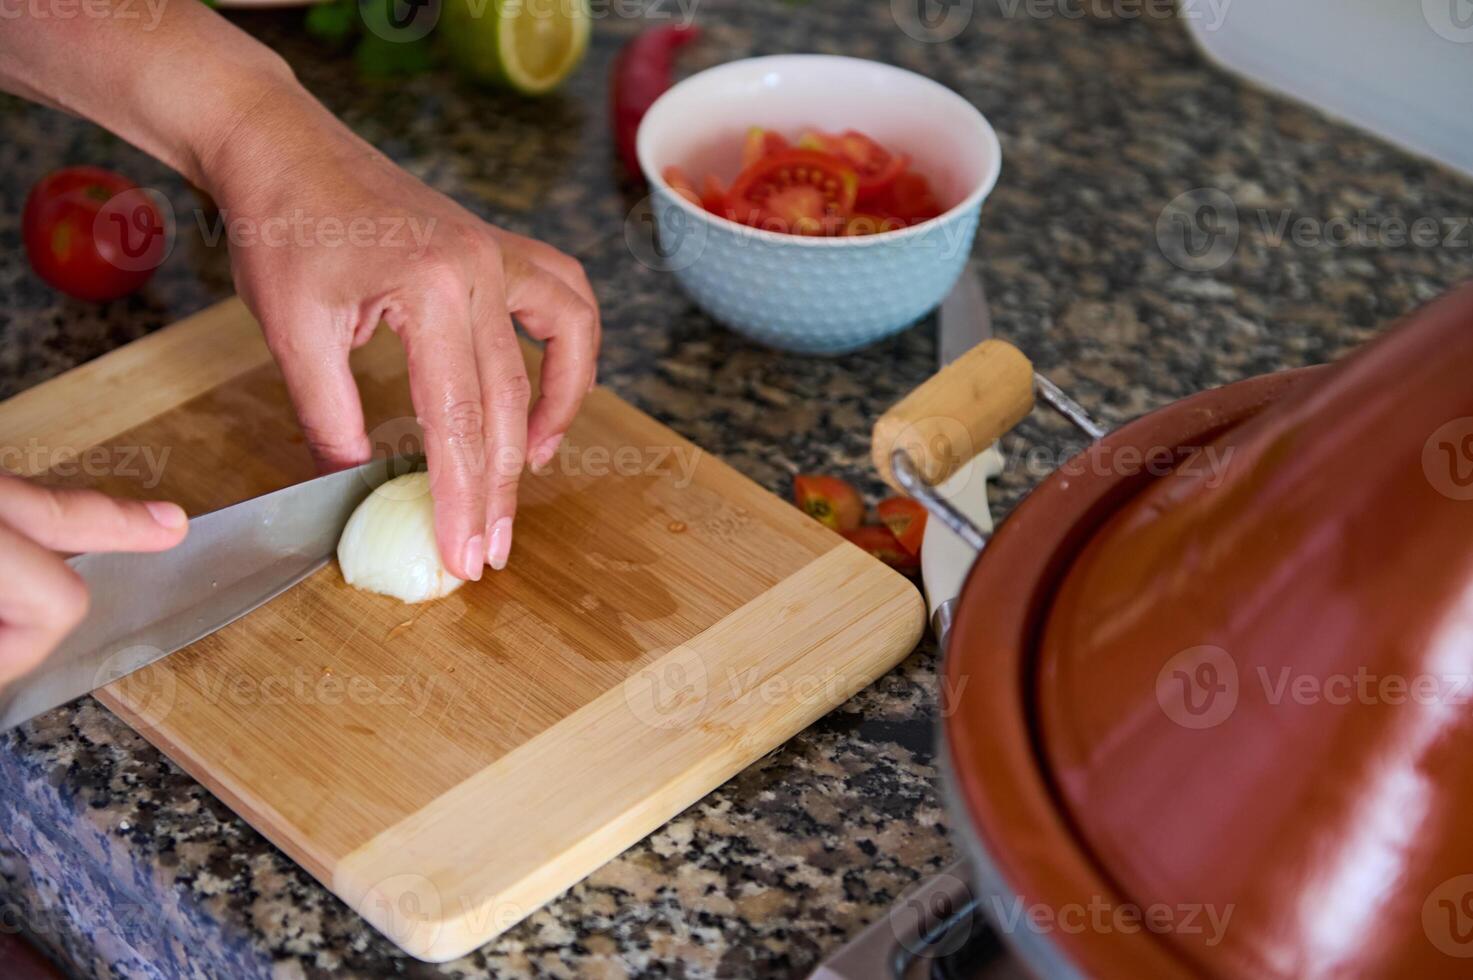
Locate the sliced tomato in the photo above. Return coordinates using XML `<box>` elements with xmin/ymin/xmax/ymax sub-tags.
<box><xmin>740</xmin><ymin>127</ymin><xmax>790</xmax><ymax>169</ymax></box>
<box><xmin>831</xmin><ymin>130</ymin><xmax>908</xmax><ymax>199</ymax></box>
<box><xmin>877</xmin><ymin>497</ymin><xmax>927</xmax><ymax>556</ymax></box>
<box><xmin>662</xmin><ymin>165</ymin><xmax>702</xmax><ymax>207</ymax></box>
<box><xmin>871</xmin><ymin>171</ymin><xmax>942</xmax><ymax>224</ymax></box>
<box><xmin>841</xmin><ymin>212</ymin><xmax>908</xmax><ymax>237</ymax></box>
<box><xmin>794</xmin><ymin>130</ymin><xmax>907</xmax><ymax>199</ymax></box>
<box><xmin>843</xmin><ymin>525</ymin><xmax>921</xmax><ymax>573</ymax></box>
<box><xmin>796</xmin><ymin>130</ymin><xmax>836</xmax><ymax>153</ymax></box>
<box><xmin>699</xmin><ymin>174</ymin><xmax>727</xmax><ymax>216</ymax></box>
<box><xmin>793</xmin><ymin>474</ymin><xmax>865</xmax><ymax>531</ymax></box>
<box><xmin>728</xmin><ymin>149</ymin><xmax>858</xmax><ymax>235</ymax></box>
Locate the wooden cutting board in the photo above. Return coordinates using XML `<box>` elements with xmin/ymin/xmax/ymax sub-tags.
<box><xmin>0</xmin><ymin>299</ymin><xmax>924</xmax><ymax>962</ymax></box>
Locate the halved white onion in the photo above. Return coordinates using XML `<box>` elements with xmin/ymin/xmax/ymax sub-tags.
<box><xmin>337</xmin><ymin>472</ymin><xmax>464</xmax><ymax>603</ymax></box>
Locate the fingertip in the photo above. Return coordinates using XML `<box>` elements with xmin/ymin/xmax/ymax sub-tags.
<box><xmin>461</xmin><ymin>534</ymin><xmax>485</xmax><ymax>582</ymax></box>
<box><xmin>432</xmin><ymin>503</ymin><xmax>483</xmax><ymax>582</ymax></box>
<box><xmin>486</xmin><ymin>517</ymin><xmax>513</xmax><ymax>571</ymax></box>
<box><xmin>144</xmin><ymin>500</ymin><xmax>188</xmax><ymax>530</ymax></box>
<box><xmin>529</xmin><ymin>433</ymin><xmax>564</xmax><ymax>475</ymax></box>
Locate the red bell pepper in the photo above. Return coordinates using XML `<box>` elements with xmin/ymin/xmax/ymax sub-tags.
<box><xmin>610</xmin><ymin>24</ymin><xmax>700</xmax><ymax>177</ymax></box>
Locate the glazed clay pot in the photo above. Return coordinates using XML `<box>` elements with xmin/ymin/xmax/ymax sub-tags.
<box><xmin>941</xmin><ymin>283</ymin><xmax>1473</xmax><ymax>978</ymax></box>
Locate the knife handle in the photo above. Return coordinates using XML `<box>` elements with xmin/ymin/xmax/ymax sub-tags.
<box><xmin>872</xmin><ymin>339</ymin><xmax>1034</xmax><ymax>491</ymax></box>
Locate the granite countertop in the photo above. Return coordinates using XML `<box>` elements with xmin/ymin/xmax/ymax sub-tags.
<box><xmin>2</xmin><ymin>2</ymin><xmax>1472</xmax><ymax>977</ymax></box>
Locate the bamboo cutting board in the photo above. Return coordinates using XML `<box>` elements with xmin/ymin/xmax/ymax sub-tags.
<box><xmin>0</xmin><ymin>298</ymin><xmax>924</xmax><ymax>962</ymax></box>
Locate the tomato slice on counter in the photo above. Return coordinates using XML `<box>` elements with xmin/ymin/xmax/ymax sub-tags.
<box><xmin>793</xmin><ymin>474</ymin><xmax>865</xmax><ymax>532</ymax></box>
<box><xmin>661</xmin><ymin>165</ymin><xmax>702</xmax><ymax>207</ymax></box>
<box><xmin>876</xmin><ymin>497</ymin><xmax>927</xmax><ymax>556</ymax></box>
<box><xmin>727</xmin><ymin>149</ymin><xmax>858</xmax><ymax>235</ymax></box>
<box><xmin>843</xmin><ymin>525</ymin><xmax>921</xmax><ymax>573</ymax></box>
<box><xmin>740</xmin><ymin>127</ymin><xmax>789</xmax><ymax>169</ymax></box>
<box><xmin>699</xmin><ymin>174</ymin><xmax>727</xmax><ymax>216</ymax></box>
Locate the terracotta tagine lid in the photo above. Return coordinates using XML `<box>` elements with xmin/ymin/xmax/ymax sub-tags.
<box><xmin>1036</xmin><ymin>282</ymin><xmax>1473</xmax><ymax>977</ymax></box>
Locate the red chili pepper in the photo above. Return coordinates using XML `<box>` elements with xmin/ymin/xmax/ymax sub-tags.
<box><xmin>610</xmin><ymin>24</ymin><xmax>700</xmax><ymax>178</ymax></box>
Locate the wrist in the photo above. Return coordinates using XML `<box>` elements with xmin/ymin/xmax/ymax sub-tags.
<box><xmin>188</xmin><ymin>59</ymin><xmax>316</xmax><ymax>197</ymax></box>
<box><xmin>196</xmin><ymin>76</ymin><xmax>369</xmax><ymax>216</ymax></box>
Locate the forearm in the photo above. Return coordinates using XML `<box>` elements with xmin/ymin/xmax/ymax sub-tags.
<box><xmin>0</xmin><ymin>0</ymin><xmax>301</xmax><ymax>187</ymax></box>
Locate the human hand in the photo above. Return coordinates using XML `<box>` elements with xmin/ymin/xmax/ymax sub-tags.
<box><xmin>0</xmin><ymin>473</ymin><xmax>187</xmax><ymax>687</ymax></box>
<box><xmin>206</xmin><ymin>91</ymin><xmax>599</xmax><ymax>582</ymax></box>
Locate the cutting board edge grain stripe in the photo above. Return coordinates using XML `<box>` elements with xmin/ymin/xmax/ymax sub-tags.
<box><xmin>332</xmin><ymin>543</ymin><xmax>925</xmax><ymax>963</ymax></box>
<box><xmin>0</xmin><ymin>298</ymin><xmax>272</xmax><ymax>472</ymax></box>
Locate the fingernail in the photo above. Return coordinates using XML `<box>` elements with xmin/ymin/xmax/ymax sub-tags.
<box><xmin>487</xmin><ymin>517</ymin><xmax>513</xmax><ymax>571</ymax></box>
<box><xmin>530</xmin><ymin>435</ymin><xmax>563</xmax><ymax>475</ymax></box>
<box><xmin>462</xmin><ymin>535</ymin><xmax>485</xmax><ymax>581</ymax></box>
<box><xmin>145</xmin><ymin>501</ymin><xmax>187</xmax><ymax>529</ymax></box>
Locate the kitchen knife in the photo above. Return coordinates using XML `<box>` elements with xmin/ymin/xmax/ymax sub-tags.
<box><xmin>938</xmin><ymin>262</ymin><xmax>993</xmax><ymax>365</ymax></box>
<box><xmin>0</xmin><ymin>455</ymin><xmax>420</xmax><ymax>731</ymax></box>
<box><xmin>923</xmin><ymin>266</ymin><xmax>1006</xmax><ymax>646</ymax></box>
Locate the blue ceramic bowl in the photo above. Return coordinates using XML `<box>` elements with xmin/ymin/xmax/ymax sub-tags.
<box><xmin>637</xmin><ymin>55</ymin><xmax>1002</xmax><ymax>355</ymax></box>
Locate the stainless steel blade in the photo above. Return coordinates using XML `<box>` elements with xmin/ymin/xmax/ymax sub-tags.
<box><xmin>0</xmin><ymin>454</ymin><xmax>420</xmax><ymax>730</ymax></box>
<box><xmin>926</xmin><ymin>266</ymin><xmax>999</xmax><ymax>645</ymax></box>
<box><xmin>938</xmin><ymin>262</ymin><xmax>993</xmax><ymax>367</ymax></box>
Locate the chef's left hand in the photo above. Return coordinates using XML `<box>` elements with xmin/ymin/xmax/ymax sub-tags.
<box><xmin>0</xmin><ymin>473</ymin><xmax>187</xmax><ymax>686</ymax></box>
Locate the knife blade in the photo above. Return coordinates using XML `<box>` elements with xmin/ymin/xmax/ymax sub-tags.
<box><xmin>923</xmin><ymin>266</ymin><xmax>1003</xmax><ymax>646</ymax></box>
<box><xmin>0</xmin><ymin>454</ymin><xmax>420</xmax><ymax>731</ymax></box>
<box><xmin>938</xmin><ymin>261</ymin><xmax>992</xmax><ymax>367</ymax></box>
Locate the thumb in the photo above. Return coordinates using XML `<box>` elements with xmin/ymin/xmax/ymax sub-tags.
<box><xmin>0</xmin><ymin>473</ymin><xmax>189</xmax><ymax>555</ymax></box>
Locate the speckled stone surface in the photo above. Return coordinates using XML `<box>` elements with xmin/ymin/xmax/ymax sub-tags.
<box><xmin>2</xmin><ymin>1</ymin><xmax>1472</xmax><ymax>977</ymax></box>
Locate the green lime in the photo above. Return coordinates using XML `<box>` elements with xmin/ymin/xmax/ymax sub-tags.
<box><xmin>443</xmin><ymin>0</ymin><xmax>591</xmax><ymax>95</ymax></box>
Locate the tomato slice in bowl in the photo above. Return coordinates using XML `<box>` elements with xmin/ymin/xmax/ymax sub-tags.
<box><xmin>662</xmin><ymin>165</ymin><xmax>702</xmax><ymax>208</ymax></box>
<box><xmin>797</xmin><ymin>129</ymin><xmax>907</xmax><ymax>200</ymax></box>
<box><xmin>793</xmin><ymin>474</ymin><xmax>865</xmax><ymax>531</ymax></box>
<box><xmin>841</xmin><ymin>212</ymin><xmax>909</xmax><ymax>237</ymax></box>
<box><xmin>699</xmin><ymin>174</ymin><xmax>727</xmax><ymax>216</ymax></box>
<box><xmin>876</xmin><ymin>497</ymin><xmax>927</xmax><ymax>556</ymax></box>
<box><xmin>872</xmin><ymin>171</ymin><xmax>942</xmax><ymax>224</ymax></box>
<box><xmin>832</xmin><ymin>130</ymin><xmax>908</xmax><ymax>199</ymax></box>
<box><xmin>740</xmin><ymin>127</ymin><xmax>790</xmax><ymax>169</ymax></box>
<box><xmin>728</xmin><ymin>149</ymin><xmax>858</xmax><ymax>235</ymax></box>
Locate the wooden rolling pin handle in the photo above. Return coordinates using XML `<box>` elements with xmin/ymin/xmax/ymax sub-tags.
<box><xmin>872</xmin><ymin>339</ymin><xmax>1035</xmax><ymax>491</ymax></box>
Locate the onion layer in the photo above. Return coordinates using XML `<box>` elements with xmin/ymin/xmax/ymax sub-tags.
<box><xmin>337</xmin><ymin>472</ymin><xmax>465</xmax><ymax>603</ymax></box>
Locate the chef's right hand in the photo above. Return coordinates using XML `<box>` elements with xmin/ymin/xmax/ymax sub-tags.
<box><xmin>207</xmin><ymin>86</ymin><xmax>599</xmax><ymax>585</ymax></box>
<box><xmin>0</xmin><ymin>473</ymin><xmax>188</xmax><ymax>687</ymax></box>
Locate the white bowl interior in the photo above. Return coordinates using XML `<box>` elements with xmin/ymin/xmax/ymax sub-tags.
<box><xmin>638</xmin><ymin>55</ymin><xmax>1000</xmax><ymax>214</ymax></box>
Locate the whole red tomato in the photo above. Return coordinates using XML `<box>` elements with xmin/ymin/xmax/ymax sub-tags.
<box><xmin>22</xmin><ymin>166</ymin><xmax>170</xmax><ymax>302</ymax></box>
